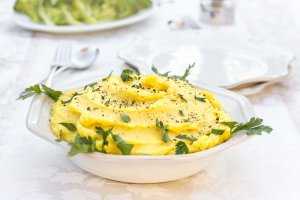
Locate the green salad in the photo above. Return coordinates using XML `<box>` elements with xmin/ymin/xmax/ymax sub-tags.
<box><xmin>14</xmin><ymin>0</ymin><xmax>152</xmax><ymax>26</ymax></box>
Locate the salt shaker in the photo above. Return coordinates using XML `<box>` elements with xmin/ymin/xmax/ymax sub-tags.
<box><xmin>200</xmin><ymin>0</ymin><xmax>235</xmax><ymax>25</ymax></box>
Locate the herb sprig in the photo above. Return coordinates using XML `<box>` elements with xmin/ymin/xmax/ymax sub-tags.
<box><xmin>211</xmin><ymin>129</ymin><xmax>225</xmax><ymax>135</ymax></box>
<box><xmin>18</xmin><ymin>84</ymin><xmax>62</xmax><ymax>101</ymax></box>
<box><xmin>194</xmin><ymin>95</ymin><xmax>206</xmax><ymax>103</ymax></box>
<box><xmin>179</xmin><ymin>110</ymin><xmax>185</xmax><ymax>117</ymax></box>
<box><xmin>61</xmin><ymin>92</ymin><xmax>81</xmax><ymax>104</ymax></box>
<box><xmin>120</xmin><ymin>114</ymin><xmax>131</xmax><ymax>123</ymax></box>
<box><xmin>59</xmin><ymin>122</ymin><xmax>77</xmax><ymax>132</ymax></box>
<box><xmin>152</xmin><ymin>63</ymin><xmax>195</xmax><ymax>81</ymax></box>
<box><xmin>102</xmin><ymin>71</ymin><xmax>113</xmax><ymax>81</ymax></box>
<box><xmin>121</xmin><ymin>69</ymin><xmax>134</xmax><ymax>82</ymax></box>
<box><xmin>84</xmin><ymin>82</ymin><xmax>97</xmax><ymax>89</ymax></box>
<box><xmin>68</xmin><ymin>134</ymin><xmax>97</xmax><ymax>157</ymax></box>
<box><xmin>176</xmin><ymin>134</ymin><xmax>197</xmax><ymax>142</ymax></box>
<box><xmin>96</xmin><ymin>127</ymin><xmax>113</xmax><ymax>152</ymax></box>
<box><xmin>111</xmin><ymin>134</ymin><xmax>134</xmax><ymax>155</ymax></box>
<box><xmin>221</xmin><ymin>117</ymin><xmax>273</xmax><ymax>135</ymax></box>
<box><xmin>95</xmin><ymin>127</ymin><xmax>134</xmax><ymax>155</ymax></box>
<box><xmin>175</xmin><ymin>141</ymin><xmax>189</xmax><ymax>154</ymax></box>
<box><xmin>178</xmin><ymin>94</ymin><xmax>187</xmax><ymax>102</ymax></box>
<box><xmin>156</xmin><ymin>119</ymin><xmax>171</xmax><ymax>143</ymax></box>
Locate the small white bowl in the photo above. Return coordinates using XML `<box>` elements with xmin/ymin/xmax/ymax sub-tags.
<box><xmin>26</xmin><ymin>78</ymin><xmax>255</xmax><ymax>183</ymax></box>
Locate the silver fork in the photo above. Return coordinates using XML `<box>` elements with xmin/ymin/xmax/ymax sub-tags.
<box><xmin>44</xmin><ymin>43</ymin><xmax>72</xmax><ymax>86</ymax></box>
<box><xmin>182</xmin><ymin>15</ymin><xmax>201</xmax><ymax>29</ymax></box>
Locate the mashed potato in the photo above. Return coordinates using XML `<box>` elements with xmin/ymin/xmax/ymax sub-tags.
<box><xmin>50</xmin><ymin>73</ymin><xmax>232</xmax><ymax>155</ymax></box>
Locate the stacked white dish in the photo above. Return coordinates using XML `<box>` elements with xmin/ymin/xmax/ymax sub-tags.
<box><xmin>118</xmin><ymin>36</ymin><xmax>295</xmax><ymax>95</ymax></box>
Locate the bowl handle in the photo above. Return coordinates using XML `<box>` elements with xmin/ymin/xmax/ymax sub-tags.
<box><xmin>26</xmin><ymin>95</ymin><xmax>55</xmax><ymax>144</ymax></box>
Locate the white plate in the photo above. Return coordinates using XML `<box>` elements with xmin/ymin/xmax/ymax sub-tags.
<box><xmin>233</xmin><ymin>62</ymin><xmax>296</xmax><ymax>96</ymax></box>
<box><xmin>26</xmin><ymin>75</ymin><xmax>255</xmax><ymax>183</ymax></box>
<box><xmin>118</xmin><ymin>36</ymin><xmax>294</xmax><ymax>89</ymax></box>
<box><xmin>13</xmin><ymin>5</ymin><xmax>156</xmax><ymax>33</ymax></box>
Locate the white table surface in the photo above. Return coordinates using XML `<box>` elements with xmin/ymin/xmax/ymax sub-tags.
<box><xmin>0</xmin><ymin>0</ymin><xmax>300</xmax><ymax>199</ymax></box>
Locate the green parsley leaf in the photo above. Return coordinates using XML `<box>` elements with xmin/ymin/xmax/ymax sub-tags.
<box><xmin>41</xmin><ymin>84</ymin><xmax>62</xmax><ymax>101</ymax></box>
<box><xmin>151</xmin><ymin>65</ymin><xmax>171</xmax><ymax>77</ymax></box>
<box><xmin>17</xmin><ymin>84</ymin><xmax>42</xmax><ymax>100</ymax></box>
<box><xmin>178</xmin><ymin>94</ymin><xmax>187</xmax><ymax>102</ymax></box>
<box><xmin>17</xmin><ymin>84</ymin><xmax>62</xmax><ymax>101</ymax></box>
<box><xmin>172</xmin><ymin>63</ymin><xmax>195</xmax><ymax>81</ymax></box>
<box><xmin>179</xmin><ymin>110</ymin><xmax>185</xmax><ymax>117</ymax></box>
<box><xmin>67</xmin><ymin>134</ymin><xmax>96</xmax><ymax>157</ymax></box>
<box><xmin>104</xmin><ymin>98</ymin><xmax>111</xmax><ymax>107</ymax></box>
<box><xmin>175</xmin><ymin>141</ymin><xmax>189</xmax><ymax>154</ymax></box>
<box><xmin>152</xmin><ymin>63</ymin><xmax>195</xmax><ymax>81</ymax></box>
<box><xmin>84</xmin><ymin>82</ymin><xmax>97</xmax><ymax>89</ymax></box>
<box><xmin>102</xmin><ymin>71</ymin><xmax>113</xmax><ymax>81</ymax></box>
<box><xmin>155</xmin><ymin>119</ymin><xmax>171</xmax><ymax>143</ymax></box>
<box><xmin>120</xmin><ymin>114</ymin><xmax>131</xmax><ymax>123</ymax></box>
<box><xmin>121</xmin><ymin>69</ymin><xmax>134</xmax><ymax>82</ymax></box>
<box><xmin>95</xmin><ymin>127</ymin><xmax>113</xmax><ymax>152</ymax></box>
<box><xmin>111</xmin><ymin>134</ymin><xmax>134</xmax><ymax>155</ymax></box>
<box><xmin>176</xmin><ymin>134</ymin><xmax>197</xmax><ymax>142</ymax></box>
<box><xmin>59</xmin><ymin>122</ymin><xmax>77</xmax><ymax>132</ymax></box>
<box><xmin>221</xmin><ymin>122</ymin><xmax>238</xmax><ymax>130</ymax></box>
<box><xmin>221</xmin><ymin>117</ymin><xmax>273</xmax><ymax>135</ymax></box>
<box><xmin>211</xmin><ymin>129</ymin><xmax>225</xmax><ymax>135</ymax></box>
<box><xmin>61</xmin><ymin>92</ymin><xmax>81</xmax><ymax>104</ymax></box>
<box><xmin>194</xmin><ymin>95</ymin><xmax>206</xmax><ymax>103</ymax></box>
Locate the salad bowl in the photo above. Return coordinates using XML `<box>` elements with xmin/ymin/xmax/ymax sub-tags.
<box><xmin>26</xmin><ymin>76</ymin><xmax>255</xmax><ymax>183</ymax></box>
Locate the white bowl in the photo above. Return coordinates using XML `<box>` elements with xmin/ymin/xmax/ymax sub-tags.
<box><xmin>26</xmin><ymin>77</ymin><xmax>255</xmax><ymax>183</ymax></box>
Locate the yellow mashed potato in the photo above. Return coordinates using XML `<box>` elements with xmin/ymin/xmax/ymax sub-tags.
<box><xmin>50</xmin><ymin>74</ymin><xmax>232</xmax><ymax>155</ymax></box>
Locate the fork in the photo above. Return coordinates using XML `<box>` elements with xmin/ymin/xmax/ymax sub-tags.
<box><xmin>182</xmin><ymin>15</ymin><xmax>201</xmax><ymax>29</ymax></box>
<box><xmin>44</xmin><ymin>43</ymin><xmax>72</xmax><ymax>86</ymax></box>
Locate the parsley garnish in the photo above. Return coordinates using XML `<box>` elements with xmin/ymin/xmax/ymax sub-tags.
<box><xmin>151</xmin><ymin>63</ymin><xmax>195</xmax><ymax>81</ymax></box>
<box><xmin>175</xmin><ymin>141</ymin><xmax>189</xmax><ymax>154</ymax></box>
<box><xmin>42</xmin><ymin>84</ymin><xmax>63</xmax><ymax>101</ymax></box>
<box><xmin>111</xmin><ymin>134</ymin><xmax>134</xmax><ymax>155</ymax></box>
<box><xmin>68</xmin><ymin>134</ymin><xmax>97</xmax><ymax>156</ymax></box>
<box><xmin>151</xmin><ymin>65</ymin><xmax>170</xmax><ymax>77</ymax></box>
<box><xmin>179</xmin><ymin>110</ymin><xmax>185</xmax><ymax>117</ymax></box>
<box><xmin>95</xmin><ymin>127</ymin><xmax>113</xmax><ymax>152</ymax></box>
<box><xmin>176</xmin><ymin>134</ymin><xmax>197</xmax><ymax>142</ymax></box>
<box><xmin>121</xmin><ymin>69</ymin><xmax>134</xmax><ymax>82</ymax></box>
<box><xmin>178</xmin><ymin>94</ymin><xmax>187</xmax><ymax>102</ymax></box>
<box><xmin>17</xmin><ymin>84</ymin><xmax>42</xmax><ymax>100</ymax></box>
<box><xmin>59</xmin><ymin>122</ymin><xmax>77</xmax><ymax>132</ymax></box>
<box><xmin>211</xmin><ymin>129</ymin><xmax>225</xmax><ymax>135</ymax></box>
<box><xmin>120</xmin><ymin>114</ymin><xmax>131</xmax><ymax>123</ymax></box>
<box><xmin>194</xmin><ymin>95</ymin><xmax>206</xmax><ymax>103</ymax></box>
<box><xmin>18</xmin><ymin>84</ymin><xmax>62</xmax><ymax>101</ymax></box>
<box><xmin>102</xmin><ymin>71</ymin><xmax>113</xmax><ymax>81</ymax></box>
<box><xmin>155</xmin><ymin>119</ymin><xmax>171</xmax><ymax>143</ymax></box>
<box><xmin>61</xmin><ymin>92</ymin><xmax>81</xmax><ymax>104</ymax></box>
<box><xmin>221</xmin><ymin>117</ymin><xmax>273</xmax><ymax>135</ymax></box>
<box><xmin>84</xmin><ymin>82</ymin><xmax>97</xmax><ymax>89</ymax></box>
<box><xmin>104</xmin><ymin>98</ymin><xmax>111</xmax><ymax>107</ymax></box>
<box><xmin>172</xmin><ymin>63</ymin><xmax>195</xmax><ymax>81</ymax></box>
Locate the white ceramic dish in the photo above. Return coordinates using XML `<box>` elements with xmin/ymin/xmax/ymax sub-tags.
<box><xmin>233</xmin><ymin>62</ymin><xmax>296</xmax><ymax>96</ymax></box>
<box><xmin>118</xmin><ymin>36</ymin><xmax>294</xmax><ymax>89</ymax></box>
<box><xmin>26</xmin><ymin>76</ymin><xmax>255</xmax><ymax>183</ymax></box>
<box><xmin>13</xmin><ymin>5</ymin><xmax>156</xmax><ymax>33</ymax></box>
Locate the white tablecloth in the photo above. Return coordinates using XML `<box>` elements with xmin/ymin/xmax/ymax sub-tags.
<box><xmin>0</xmin><ymin>0</ymin><xmax>300</xmax><ymax>199</ymax></box>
